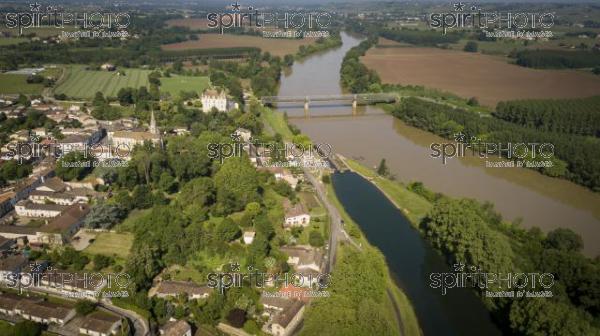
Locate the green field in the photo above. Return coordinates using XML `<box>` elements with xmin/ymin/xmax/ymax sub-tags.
<box><xmin>160</xmin><ymin>75</ymin><xmax>210</xmax><ymax>96</ymax></box>
<box><xmin>0</xmin><ymin>74</ymin><xmax>44</xmax><ymax>94</ymax></box>
<box><xmin>84</xmin><ymin>232</ymin><xmax>134</xmax><ymax>259</ymax></box>
<box><xmin>55</xmin><ymin>66</ymin><xmax>152</xmax><ymax>99</ymax></box>
<box><xmin>0</xmin><ymin>37</ymin><xmax>28</xmax><ymax>46</ymax></box>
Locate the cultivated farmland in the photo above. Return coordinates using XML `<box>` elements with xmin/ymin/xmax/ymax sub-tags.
<box><xmin>0</xmin><ymin>74</ymin><xmax>44</xmax><ymax>94</ymax></box>
<box><xmin>54</xmin><ymin>66</ymin><xmax>152</xmax><ymax>99</ymax></box>
<box><xmin>361</xmin><ymin>47</ymin><xmax>600</xmax><ymax>107</ymax></box>
<box><xmin>160</xmin><ymin>75</ymin><xmax>210</xmax><ymax>96</ymax></box>
<box><xmin>162</xmin><ymin>33</ymin><xmax>316</xmax><ymax>57</ymax></box>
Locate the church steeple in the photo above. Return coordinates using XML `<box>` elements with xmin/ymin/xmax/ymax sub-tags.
<box><xmin>150</xmin><ymin>110</ymin><xmax>158</xmax><ymax>135</ymax></box>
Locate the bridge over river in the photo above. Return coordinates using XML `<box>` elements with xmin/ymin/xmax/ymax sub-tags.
<box><xmin>258</xmin><ymin>93</ymin><xmax>398</xmax><ymax>111</ymax></box>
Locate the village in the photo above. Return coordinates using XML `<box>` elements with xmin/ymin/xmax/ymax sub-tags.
<box><xmin>0</xmin><ymin>85</ymin><xmax>330</xmax><ymax>336</ymax></box>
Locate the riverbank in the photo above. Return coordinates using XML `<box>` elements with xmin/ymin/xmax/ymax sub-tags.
<box><xmin>336</xmin><ymin>152</ymin><xmax>600</xmax><ymax>336</ymax></box>
<box><xmin>338</xmin><ymin>155</ymin><xmax>431</xmax><ymax>226</ymax></box>
<box><xmin>322</xmin><ymin>180</ymin><xmax>422</xmax><ymax>336</ymax></box>
<box><xmin>322</xmin><ymin>170</ymin><xmax>423</xmax><ymax>336</ymax></box>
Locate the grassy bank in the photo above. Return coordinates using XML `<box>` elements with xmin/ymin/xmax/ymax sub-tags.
<box><xmin>340</xmin><ymin>156</ymin><xmax>432</xmax><ymax>225</ymax></box>
<box><xmin>260</xmin><ymin>105</ymin><xmax>295</xmax><ymax>140</ymax></box>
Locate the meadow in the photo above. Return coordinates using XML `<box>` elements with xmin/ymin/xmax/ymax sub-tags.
<box><xmin>0</xmin><ymin>74</ymin><xmax>44</xmax><ymax>94</ymax></box>
<box><xmin>162</xmin><ymin>33</ymin><xmax>316</xmax><ymax>57</ymax></box>
<box><xmin>54</xmin><ymin>66</ymin><xmax>152</xmax><ymax>99</ymax></box>
<box><xmin>361</xmin><ymin>46</ymin><xmax>600</xmax><ymax>107</ymax></box>
<box><xmin>84</xmin><ymin>232</ymin><xmax>133</xmax><ymax>259</ymax></box>
<box><xmin>160</xmin><ymin>75</ymin><xmax>210</xmax><ymax>96</ymax></box>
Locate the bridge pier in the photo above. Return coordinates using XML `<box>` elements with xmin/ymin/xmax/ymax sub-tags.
<box><xmin>352</xmin><ymin>94</ymin><xmax>357</xmax><ymax>109</ymax></box>
<box><xmin>304</xmin><ymin>96</ymin><xmax>309</xmax><ymax>112</ymax></box>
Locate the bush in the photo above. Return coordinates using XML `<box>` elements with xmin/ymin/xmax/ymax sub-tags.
<box><xmin>75</xmin><ymin>300</ymin><xmax>97</xmax><ymax>316</ymax></box>
<box><xmin>464</xmin><ymin>41</ymin><xmax>478</xmax><ymax>53</ymax></box>
<box><xmin>226</xmin><ymin>308</ymin><xmax>246</xmax><ymax>328</ymax></box>
<box><xmin>309</xmin><ymin>230</ymin><xmax>325</xmax><ymax>247</ymax></box>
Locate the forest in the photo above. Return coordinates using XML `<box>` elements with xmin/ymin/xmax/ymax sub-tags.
<box><xmin>379</xmin><ymin>28</ymin><xmax>462</xmax><ymax>46</ymax></box>
<box><xmin>340</xmin><ymin>36</ymin><xmax>381</xmax><ymax>93</ymax></box>
<box><xmin>420</xmin><ymin>196</ymin><xmax>600</xmax><ymax>335</ymax></box>
<box><xmin>514</xmin><ymin>49</ymin><xmax>600</xmax><ymax>69</ymax></box>
<box><xmin>495</xmin><ymin>96</ymin><xmax>600</xmax><ymax>137</ymax></box>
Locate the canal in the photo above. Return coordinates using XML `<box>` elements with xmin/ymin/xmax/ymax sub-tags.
<box><xmin>332</xmin><ymin>171</ymin><xmax>502</xmax><ymax>336</ymax></box>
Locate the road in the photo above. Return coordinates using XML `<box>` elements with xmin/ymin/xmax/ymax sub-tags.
<box><xmin>302</xmin><ymin>167</ymin><xmax>360</xmax><ymax>273</ymax></box>
<box><xmin>100</xmin><ymin>299</ymin><xmax>150</xmax><ymax>336</ymax></box>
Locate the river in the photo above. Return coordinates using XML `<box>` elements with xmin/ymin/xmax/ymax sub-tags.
<box><xmin>275</xmin><ymin>32</ymin><xmax>599</xmax><ymax>335</ymax></box>
<box><xmin>278</xmin><ymin>32</ymin><xmax>600</xmax><ymax>257</ymax></box>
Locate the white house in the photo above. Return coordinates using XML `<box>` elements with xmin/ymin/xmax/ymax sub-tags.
<box><xmin>15</xmin><ymin>200</ymin><xmax>66</xmax><ymax>218</ymax></box>
<box><xmin>283</xmin><ymin>199</ymin><xmax>310</xmax><ymax>228</ymax></box>
<box><xmin>243</xmin><ymin>230</ymin><xmax>256</xmax><ymax>245</ymax></box>
<box><xmin>279</xmin><ymin>245</ymin><xmax>323</xmax><ymax>273</ymax></box>
<box><xmin>201</xmin><ymin>89</ymin><xmax>227</xmax><ymax>113</ymax></box>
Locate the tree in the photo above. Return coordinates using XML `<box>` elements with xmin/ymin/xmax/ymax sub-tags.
<box><xmin>18</xmin><ymin>93</ymin><xmax>30</xmax><ymax>107</ymax></box>
<box><xmin>376</xmin><ymin>159</ymin><xmax>389</xmax><ymax>176</ymax></box>
<box><xmin>12</xmin><ymin>321</ymin><xmax>42</xmax><ymax>336</ymax></box>
<box><xmin>214</xmin><ymin>157</ymin><xmax>260</xmax><ymax>214</ymax></box>
<box><xmin>75</xmin><ymin>300</ymin><xmax>97</xmax><ymax>316</ymax></box>
<box><xmin>131</xmin><ymin>185</ymin><xmax>155</xmax><ymax>209</ymax></box>
<box><xmin>544</xmin><ymin>228</ymin><xmax>583</xmax><ymax>252</ymax></box>
<box><xmin>467</xmin><ymin>97</ymin><xmax>479</xmax><ymax>106</ymax></box>
<box><xmin>0</xmin><ymin>160</ymin><xmax>32</xmax><ymax>181</ymax></box>
<box><xmin>126</xmin><ymin>245</ymin><xmax>163</xmax><ymax>289</ymax></box>
<box><xmin>55</xmin><ymin>151</ymin><xmax>95</xmax><ymax>181</ymax></box>
<box><xmin>244</xmin><ymin>202</ymin><xmax>261</xmax><ymax>218</ymax></box>
<box><xmin>84</xmin><ymin>203</ymin><xmax>126</xmax><ymax>230</ymax></box>
<box><xmin>177</xmin><ymin>177</ymin><xmax>215</xmax><ymax>220</ymax></box>
<box><xmin>93</xmin><ymin>92</ymin><xmax>106</xmax><ymax>106</ymax></box>
<box><xmin>226</xmin><ymin>308</ymin><xmax>247</xmax><ymax>328</ymax></box>
<box><xmin>216</xmin><ymin>218</ymin><xmax>241</xmax><ymax>242</ymax></box>
<box><xmin>509</xmin><ymin>298</ymin><xmax>596</xmax><ymax>336</ymax></box>
<box><xmin>117</xmin><ymin>88</ymin><xmax>135</xmax><ymax>106</ymax></box>
<box><xmin>464</xmin><ymin>41</ymin><xmax>478</xmax><ymax>52</ymax></box>
<box><xmin>322</xmin><ymin>175</ymin><xmax>331</xmax><ymax>184</ymax></box>
<box><xmin>93</xmin><ymin>254</ymin><xmax>113</xmax><ymax>271</ymax></box>
<box><xmin>158</xmin><ymin>172</ymin><xmax>178</xmax><ymax>193</ymax></box>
